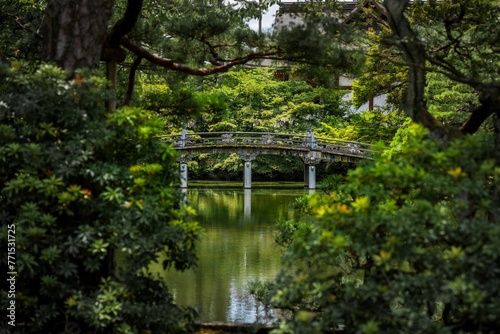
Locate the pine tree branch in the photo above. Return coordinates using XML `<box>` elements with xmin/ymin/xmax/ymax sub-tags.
<box><xmin>5</xmin><ymin>13</ymin><xmax>43</xmax><ymax>39</ymax></box>
<box><xmin>124</xmin><ymin>56</ymin><xmax>142</xmax><ymax>106</ymax></box>
<box><xmin>108</xmin><ymin>0</ymin><xmax>144</xmax><ymax>46</ymax></box>
<box><xmin>121</xmin><ymin>36</ymin><xmax>284</xmax><ymax>76</ymax></box>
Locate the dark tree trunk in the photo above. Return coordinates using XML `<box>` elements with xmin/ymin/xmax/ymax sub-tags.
<box><xmin>383</xmin><ymin>0</ymin><xmax>460</xmax><ymax>141</ymax></box>
<box><xmin>42</xmin><ymin>0</ymin><xmax>114</xmax><ymax>74</ymax></box>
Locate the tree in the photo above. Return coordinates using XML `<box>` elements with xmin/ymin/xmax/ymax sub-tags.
<box><xmin>269</xmin><ymin>125</ymin><xmax>500</xmax><ymax>333</ymax></box>
<box><xmin>255</xmin><ymin>1</ymin><xmax>500</xmax><ymax>333</ymax></box>
<box><xmin>381</xmin><ymin>0</ymin><xmax>500</xmax><ymax>142</ymax></box>
<box><xmin>4</xmin><ymin>0</ymin><xmax>283</xmax><ymax>83</ymax></box>
<box><xmin>1</xmin><ymin>1</ymin><xmax>302</xmax><ymax>332</ymax></box>
<box><xmin>2</xmin><ymin>0</ymin><xmax>370</xmax><ymax>105</ymax></box>
<box><xmin>0</xmin><ymin>65</ymin><xmax>200</xmax><ymax>333</ymax></box>
<box><xmin>42</xmin><ymin>0</ymin><xmax>115</xmax><ymax>73</ymax></box>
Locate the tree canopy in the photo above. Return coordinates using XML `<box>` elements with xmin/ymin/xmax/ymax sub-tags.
<box><xmin>368</xmin><ymin>0</ymin><xmax>500</xmax><ymax>141</ymax></box>
<box><xmin>251</xmin><ymin>1</ymin><xmax>500</xmax><ymax>333</ymax></box>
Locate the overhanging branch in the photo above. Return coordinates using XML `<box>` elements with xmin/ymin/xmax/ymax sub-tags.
<box><xmin>121</xmin><ymin>36</ymin><xmax>284</xmax><ymax>76</ymax></box>
<box><xmin>6</xmin><ymin>13</ymin><xmax>43</xmax><ymax>40</ymax></box>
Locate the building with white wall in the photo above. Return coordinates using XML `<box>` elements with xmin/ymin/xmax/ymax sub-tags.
<box><xmin>273</xmin><ymin>0</ymin><xmax>388</xmax><ymax>113</ymax></box>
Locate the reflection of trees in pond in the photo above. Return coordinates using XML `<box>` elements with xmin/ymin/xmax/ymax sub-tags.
<box><xmin>190</xmin><ymin>189</ymin><xmax>302</xmax><ymax>228</ymax></box>
<box><xmin>149</xmin><ymin>188</ymin><xmax>304</xmax><ymax>322</ymax></box>
<box><xmin>191</xmin><ymin>190</ymin><xmax>242</xmax><ymax>224</ymax></box>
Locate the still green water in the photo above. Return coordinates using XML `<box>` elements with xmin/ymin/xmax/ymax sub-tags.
<box><xmin>151</xmin><ymin>183</ymin><xmax>307</xmax><ymax>323</ymax></box>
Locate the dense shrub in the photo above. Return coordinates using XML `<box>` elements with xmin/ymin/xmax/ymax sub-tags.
<box><xmin>270</xmin><ymin>124</ymin><xmax>500</xmax><ymax>333</ymax></box>
<box><xmin>0</xmin><ymin>64</ymin><xmax>200</xmax><ymax>333</ymax></box>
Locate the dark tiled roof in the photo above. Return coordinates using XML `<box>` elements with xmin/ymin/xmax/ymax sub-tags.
<box><xmin>277</xmin><ymin>1</ymin><xmax>385</xmax><ymax>17</ymax></box>
<box><xmin>276</xmin><ymin>0</ymin><xmax>387</xmax><ymax>27</ymax></box>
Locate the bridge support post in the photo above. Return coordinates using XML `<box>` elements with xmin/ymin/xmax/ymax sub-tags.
<box><xmin>304</xmin><ymin>164</ymin><xmax>316</xmax><ymax>189</ymax></box>
<box><xmin>308</xmin><ymin>165</ymin><xmax>316</xmax><ymax>189</ymax></box>
<box><xmin>304</xmin><ymin>151</ymin><xmax>321</xmax><ymax>190</ymax></box>
<box><xmin>238</xmin><ymin>151</ymin><xmax>258</xmax><ymax>189</ymax></box>
<box><xmin>178</xmin><ymin>153</ymin><xmax>193</xmax><ymax>189</ymax></box>
<box><xmin>179</xmin><ymin>129</ymin><xmax>189</xmax><ymax>188</ymax></box>
<box><xmin>180</xmin><ymin>163</ymin><xmax>188</xmax><ymax>188</ymax></box>
<box><xmin>244</xmin><ymin>161</ymin><xmax>252</xmax><ymax>189</ymax></box>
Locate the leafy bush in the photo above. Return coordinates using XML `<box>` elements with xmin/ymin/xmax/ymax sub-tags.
<box><xmin>0</xmin><ymin>64</ymin><xmax>200</xmax><ymax>333</ymax></box>
<box><xmin>270</xmin><ymin>124</ymin><xmax>500</xmax><ymax>333</ymax></box>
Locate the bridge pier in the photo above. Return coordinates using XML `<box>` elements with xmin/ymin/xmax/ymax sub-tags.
<box><xmin>180</xmin><ymin>163</ymin><xmax>188</xmax><ymax>188</ymax></box>
<box><xmin>244</xmin><ymin>161</ymin><xmax>252</xmax><ymax>189</ymax></box>
<box><xmin>304</xmin><ymin>150</ymin><xmax>321</xmax><ymax>190</ymax></box>
<box><xmin>178</xmin><ymin>151</ymin><xmax>194</xmax><ymax>188</ymax></box>
<box><xmin>179</xmin><ymin>129</ymin><xmax>189</xmax><ymax>188</ymax></box>
<box><xmin>304</xmin><ymin>164</ymin><xmax>317</xmax><ymax>189</ymax></box>
<box><xmin>238</xmin><ymin>152</ymin><xmax>258</xmax><ymax>189</ymax></box>
<box><xmin>303</xmin><ymin>129</ymin><xmax>319</xmax><ymax>190</ymax></box>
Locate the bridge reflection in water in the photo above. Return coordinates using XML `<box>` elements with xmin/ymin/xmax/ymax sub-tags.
<box><xmin>161</xmin><ymin>130</ymin><xmax>377</xmax><ymax>189</ymax></box>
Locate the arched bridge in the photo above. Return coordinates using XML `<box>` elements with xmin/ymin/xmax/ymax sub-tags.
<box><xmin>161</xmin><ymin>130</ymin><xmax>378</xmax><ymax>189</ymax></box>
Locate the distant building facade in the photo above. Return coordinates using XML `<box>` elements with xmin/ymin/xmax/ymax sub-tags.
<box><xmin>273</xmin><ymin>0</ymin><xmax>388</xmax><ymax>113</ymax></box>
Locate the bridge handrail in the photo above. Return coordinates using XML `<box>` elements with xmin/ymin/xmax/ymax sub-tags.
<box><xmin>160</xmin><ymin>132</ymin><xmax>374</xmax><ymax>148</ymax></box>
<box><xmin>160</xmin><ymin>131</ymin><xmax>306</xmax><ymax>139</ymax></box>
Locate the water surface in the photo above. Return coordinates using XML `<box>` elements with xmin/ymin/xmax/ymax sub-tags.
<box><xmin>151</xmin><ymin>183</ymin><xmax>306</xmax><ymax>323</ymax></box>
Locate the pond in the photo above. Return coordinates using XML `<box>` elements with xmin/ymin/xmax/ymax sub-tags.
<box><xmin>150</xmin><ymin>182</ymin><xmax>308</xmax><ymax>324</ymax></box>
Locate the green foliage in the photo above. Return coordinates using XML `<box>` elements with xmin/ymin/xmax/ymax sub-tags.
<box><xmin>139</xmin><ymin>82</ymin><xmax>228</xmax><ymax>121</ymax></box>
<box><xmin>155</xmin><ymin>68</ymin><xmax>351</xmax><ymax>180</ymax></box>
<box><xmin>274</xmin><ymin>219</ymin><xmax>306</xmax><ymax>249</ymax></box>
<box><xmin>269</xmin><ymin>124</ymin><xmax>500</xmax><ymax>333</ymax></box>
<box><xmin>0</xmin><ymin>0</ymin><xmax>44</xmax><ymax>63</ymax></box>
<box><xmin>127</xmin><ymin>0</ymin><xmax>273</xmax><ymax>68</ymax></box>
<box><xmin>352</xmin><ymin>0</ymin><xmax>500</xmax><ymax>139</ymax></box>
<box><xmin>0</xmin><ymin>64</ymin><xmax>200</xmax><ymax>333</ymax></box>
<box><xmin>273</xmin><ymin>0</ymin><xmax>367</xmax><ymax>83</ymax></box>
<box><xmin>318</xmin><ymin>109</ymin><xmax>407</xmax><ymax>144</ymax></box>
<box><xmin>410</xmin><ymin>0</ymin><xmax>500</xmax><ymax>84</ymax></box>
<box><xmin>425</xmin><ymin>72</ymin><xmax>478</xmax><ymax>127</ymax></box>
<box><xmin>178</xmin><ymin>68</ymin><xmax>348</xmax><ymax>133</ymax></box>
<box><xmin>351</xmin><ymin>28</ymin><xmax>407</xmax><ymax>109</ymax></box>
